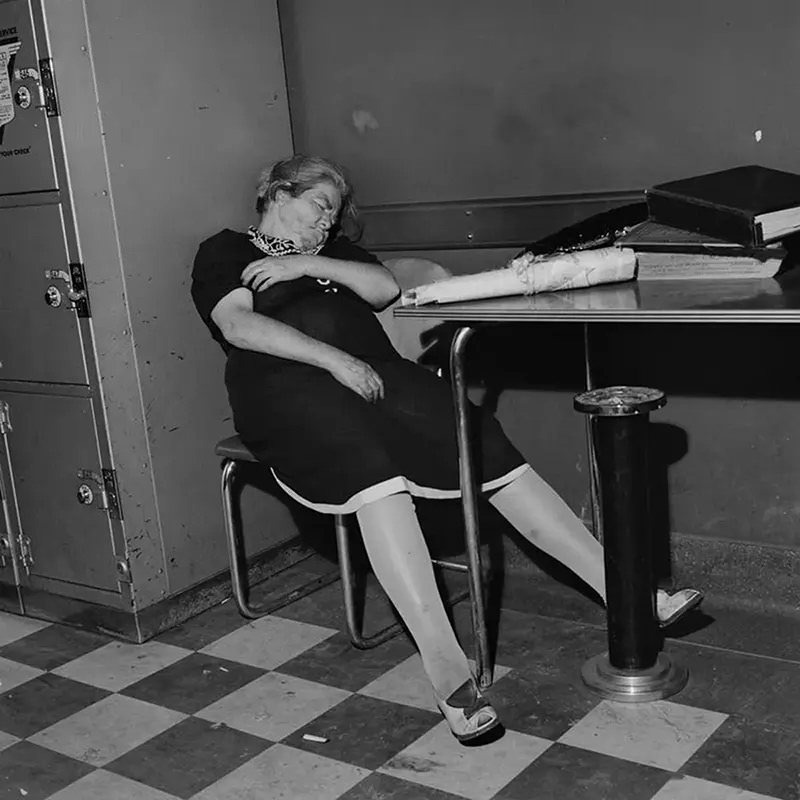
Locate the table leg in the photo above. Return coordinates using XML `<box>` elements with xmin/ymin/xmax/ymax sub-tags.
<box><xmin>449</xmin><ymin>325</ymin><xmax>492</xmax><ymax>689</ymax></box>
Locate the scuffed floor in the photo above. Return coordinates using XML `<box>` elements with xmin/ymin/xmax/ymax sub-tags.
<box><xmin>1</xmin><ymin>559</ymin><xmax>799</xmax><ymax>800</ymax></box>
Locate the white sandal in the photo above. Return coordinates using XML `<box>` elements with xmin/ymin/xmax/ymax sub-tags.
<box><xmin>656</xmin><ymin>588</ymin><xmax>703</xmax><ymax>627</ymax></box>
<box><xmin>435</xmin><ymin>679</ymin><xmax>501</xmax><ymax>743</ymax></box>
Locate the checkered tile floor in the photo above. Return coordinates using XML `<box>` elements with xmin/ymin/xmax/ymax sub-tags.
<box><xmin>1</xmin><ymin>565</ymin><xmax>799</xmax><ymax>799</ymax></box>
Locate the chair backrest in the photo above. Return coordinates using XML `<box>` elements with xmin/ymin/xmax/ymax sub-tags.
<box><xmin>377</xmin><ymin>257</ymin><xmax>452</xmax><ymax>363</ymax></box>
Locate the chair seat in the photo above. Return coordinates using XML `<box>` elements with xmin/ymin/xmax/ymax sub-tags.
<box><xmin>215</xmin><ymin>435</ymin><xmax>259</xmax><ymax>462</ymax></box>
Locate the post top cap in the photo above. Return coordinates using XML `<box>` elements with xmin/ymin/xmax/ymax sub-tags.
<box><xmin>574</xmin><ymin>386</ymin><xmax>666</xmax><ymax>416</ymax></box>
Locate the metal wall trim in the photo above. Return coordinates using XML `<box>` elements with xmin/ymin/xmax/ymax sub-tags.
<box><xmin>0</xmin><ymin>380</ymin><xmax>92</xmax><ymax>398</ymax></box>
<box><xmin>0</xmin><ymin>190</ymin><xmax>62</xmax><ymax>208</ymax></box>
<box><xmin>360</xmin><ymin>190</ymin><xmax>643</xmax><ymax>252</ymax></box>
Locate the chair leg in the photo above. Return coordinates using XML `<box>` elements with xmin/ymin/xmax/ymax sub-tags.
<box><xmin>335</xmin><ymin>513</ymin><xmax>405</xmax><ymax>649</ymax></box>
<box><xmin>221</xmin><ymin>458</ymin><xmax>340</xmax><ymax>619</ymax></box>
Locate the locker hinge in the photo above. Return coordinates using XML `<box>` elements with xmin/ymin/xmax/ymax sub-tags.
<box><xmin>18</xmin><ymin>534</ymin><xmax>34</xmax><ymax>574</ymax></box>
<box><xmin>0</xmin><ymin>402</ymin><xmax>10</xmax><ymax>435</ymax></box>
<box><xmin>115</xmin><ymin>556</ymin><xmax>132</xmax><ymax>584</ymax></box>
<box><xmin>68</xmin><ymin>263</ymin><xmax>90</xmax><ymax>318</ymax></box>
<box><xmin>38</xmin><ymin>57</ymin><xmax>60</xmax><ymax>117</ymax></box>
<box><xmin>76</xmin><ymin>468</ymin><xmax>123</xmax><ymax>520</ymax></box>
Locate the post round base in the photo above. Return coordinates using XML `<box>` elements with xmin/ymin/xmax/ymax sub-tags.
<box><xmin>581</xmin><ymin>652</ymin><xmax>688</xmax><ymax>702</ymax></box>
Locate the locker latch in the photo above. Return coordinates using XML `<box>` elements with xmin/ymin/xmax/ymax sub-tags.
<box><xmin>38</xmin><ymin>58</ymin><xmax>60</xmax><ymax>117</ymax></box>
<box><xmin>44</xmin><ymin>264</ymin><xmax>91</xmax><ymax>317</ymax></box>
<box><xmin>76</xmin><ymin>468</ymin><xmax>123</xmax><ymax>520</ymax></box>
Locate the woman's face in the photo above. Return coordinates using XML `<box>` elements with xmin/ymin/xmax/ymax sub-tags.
<box><xmin>276</xmin><ymin>181</ymin><xmax>342</xmax><ymax>251</ymax></box>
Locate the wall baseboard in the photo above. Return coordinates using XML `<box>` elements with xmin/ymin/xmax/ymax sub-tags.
<box><xmin>502</xmin><ymin>529</ymin><xmax>800</xmax><ymax>618</ymax></box>
<box><xmin>361</xmin><ymin>190</ymin><xmax>642</xmax><ymax>252</ymax></box>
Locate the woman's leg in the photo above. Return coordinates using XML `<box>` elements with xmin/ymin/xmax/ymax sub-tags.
<box><xmin>356</xmin><ymin>491</ymin><xmax>472</xmax><ymax>700</ymax></box>
<box><xmin>488</xmin><ymin>466</ymin><xmax>703</xmax><ymax>623</ymax></box>
<box><xmin>488</xmin><ymin>467</ymin><xmax>606</xmax><ymax>601</ymax></box>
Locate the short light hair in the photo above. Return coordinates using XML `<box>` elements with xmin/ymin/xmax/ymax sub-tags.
<box><xmin>255</xmin><ymin>154</ymin><xmax>361</xmax><ymax>238</ymax></box>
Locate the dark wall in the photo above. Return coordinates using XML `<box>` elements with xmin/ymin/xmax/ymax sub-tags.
<box><xmin>279</xmin><ymin>1</ymin><xmax>800</xmax><ymax>552</ymax></box>
<box><xmin>280</xmin><ymin>0</ymin><xmax>800</xmax><ymax>203</ymax></box>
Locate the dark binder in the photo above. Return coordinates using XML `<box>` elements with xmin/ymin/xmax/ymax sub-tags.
<box><xmin>645</xmin><ymin>165</ymin><xmax>800</xmax><ymax>247</ymax></box>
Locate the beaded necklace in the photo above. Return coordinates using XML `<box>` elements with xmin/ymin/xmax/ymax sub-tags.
<box><xmin>247</xmin><ymin>226</ymin><xmax>335</xmax><ymax>290</ymax></box>
<box><xmin>247</xmin><ymin>226</ymin><xmax>323</xmax><ymax>257</ymax></box>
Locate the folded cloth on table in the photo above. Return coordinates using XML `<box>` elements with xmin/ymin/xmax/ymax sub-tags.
<box><xmin>400</xmin><ymin>247</ymin><xmax>637</xmax><ymax>307</ymax></box>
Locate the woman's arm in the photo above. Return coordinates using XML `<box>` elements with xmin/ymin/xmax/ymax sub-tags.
<box><xmin>240</xmin><ymin>255</ymin><xmax>400</xmax><ymax>310</ymax></box>
<box><xmin>211</xmin><ymin>288</ymin><xmax>385</xmax><ymax>401</ymax></box>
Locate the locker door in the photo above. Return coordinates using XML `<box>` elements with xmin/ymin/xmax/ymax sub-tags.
<box><xmin>0</xmin><ymin>0</ymin><xmax>59</xmax><ymax>194</ymax></box>
<box><xmin>0</xmin><ymin>203</ymin><xmax>88</xmax><ymax>384</ymax></box>
<box><xmin>0</xmin><ymin>403</ymin><xmax>25</xmax><ymax>609</ymax></box>
<box><xmin>0</xmin><ymin>391</ymin><xmax>120</xmax><ymax>597</ymax></box>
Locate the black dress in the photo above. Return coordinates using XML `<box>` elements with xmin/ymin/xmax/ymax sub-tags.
<box><xmin>191</xmin><ymin>230</ymin><xmax>526</xmax><ymax>513</ymax></box>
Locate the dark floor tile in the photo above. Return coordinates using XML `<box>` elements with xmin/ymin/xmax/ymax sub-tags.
<box><xmin>488</xmin><ymin>666</ymin><xmax>599</xmax><ymax>739</ymax></box>
<box><xmin>282</xmin><ymin>693</ymin><xmax>440</xmax><ymax>770</ymax></box>
<box><xmin>0</xmin><ymin>623</ymin><xmax>111</xmax><ymax>671</ymax></box>
<box><xmin>106</xmin><ymin>716</ymin><xmax>270</xmax><ymax>799</ymax></box>
<box><xmin>0</xmin><ymin>741</ymin><xmax>94</xmax><ymax>800</ymax></box>
<box><xmin>668</xmin><ymin>600</ymin><xmax>800</xmax><ymax>662</ymax></box>
<box><xmin>494</xmin><ymin>742</ymin><xmax>672</xmax><ymax>800</ymax></box>
<box><xmin>341</xmin><ymin>771</ymin><xmax>465</xmax><ymax>799</ymax></box>
<box><xmin>683</xmin><ymin>715</ymin><xmax>800</xmax><ymax>800</ymax></box>
<box><xmin>0</xmin><ymin>673</ymin><xmax>110</xmax><ymax>738</ymax></box>
<box><xmin>733</xmin><ymin>660</ymin><xmax>800</xmax><ymax>733</ymax></box>
<box><xmin>278</xmin><ymin>630</ymin><xmax>416</xmax><ymax>692</ymax></box>
<box><xmin>274</xmin><ymin>574</ymin><xmax>401</xmax><ymax>636</ymax></box>
<box><xmin>157</xmin><ymin>557</ymin><xmax>341</xmax><ymax>650</ymax></box>
<box><xmin>154</xmin><ymin>599</ymin><xmax>250</xmax><ymax>650</ymax></box>
<box><xmin>454</xmin><ymin>604</ymin><xmax>607</xmax><ymax>674</ymax></box>
<box><xmin>666</xmin><ymin>639</ymin><xmax>797</xmax><ymax>721</ymax></box>
<box><xmin>120</xmin><ymin>652</ymin><xmax>266</xmax><ymax>714</ymax></box>
<box><xmin>498</xmin><ymin>570</ymin><xmax>607</xmax><ymax>628</ymax></box>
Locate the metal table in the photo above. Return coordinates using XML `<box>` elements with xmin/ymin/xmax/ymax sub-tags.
<box><xmin>394</xmin><ymin>274</ymin><xmax>800</xmax><ymax>687</ymax></box>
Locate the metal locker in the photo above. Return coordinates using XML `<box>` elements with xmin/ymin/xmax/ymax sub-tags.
<box><xmin>0</xmin><ymin>390</ymin><xmax>122</xmax><ymax>601</ymax></box>
<box><xmin>0</xmin><ymin>0</ymin><xmax>297</xmax><ymax>639</ymax></box>
<box><xmin>0</xmin><ymin>400</ymin><xmax>24</xmax><ymax>607</ymax></box>
<box><xmin>0</xmin><ymin>203</ymin><xmax>89</xmax><ymax>384</ymax></box>
<box><xmin>0</xmin><ymin>0</ymin><xmax>59</xmax><ymax>194</ymax></box>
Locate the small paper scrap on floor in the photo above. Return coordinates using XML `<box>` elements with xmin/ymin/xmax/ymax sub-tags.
<box><xmin>302</xmin><ymin>734</ymin><xmax>328</xmax><ymax>743</ymax></box>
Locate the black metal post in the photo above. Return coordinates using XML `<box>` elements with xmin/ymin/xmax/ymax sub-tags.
<box><xmin>574</xmin><ymin>386</ymin><xmax>687</xmax><ymax>702</ymax></box>
<box><xmin>593</xmin><ymin>414</ymin><xmax>659</xmax><ymax>670</ymax></box>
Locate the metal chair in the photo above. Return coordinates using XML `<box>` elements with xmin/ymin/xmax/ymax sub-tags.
<box><xmin>217</xmin><ymin>434</ymin><xmax>475</xmax><ymax>649</ymax></box>
<box><xmin>215</xmin><ymin>258</ymin><xmax>493</xmax><ymax>676</ymax></box>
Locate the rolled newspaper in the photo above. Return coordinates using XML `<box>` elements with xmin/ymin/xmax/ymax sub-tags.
<box><xmin>400</xmin><ymin>247</ymin><xmax>636</xmax><ymax>306</ymax></box>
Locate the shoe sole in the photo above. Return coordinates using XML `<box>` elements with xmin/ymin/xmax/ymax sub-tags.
<box><xmin>453</xmin><ymin>715</ymin><xmax>502</xmax><ymax>743</ymax></box>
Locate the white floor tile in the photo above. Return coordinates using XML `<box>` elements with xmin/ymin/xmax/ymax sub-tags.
<box><xmin>0</xmin><ymin>611</ymin><xmax>50</xmax><ymax>646</ymax></box>
<box><xmin>52</xmin><ymin>641</ymin><xmax>190</xmax><ymax>691</ymax></box>
<box><xmin>380</xmin><ymin>721</ymin><xmax>551</xmax><ymax>800</ymax></box>
<box><xmin>199</xmin><ymin>615</ymin><xmax>337</xmax><ymax>669</ymax></box>
<box><xmin>652</xmin><ymin>775</ymin><xmax>783</xmax><ymax>800</ymax></box>
<box><xmin>0</xmin><ymin>655</ymin><xmax>43</xmax><ymax>693</ymax></box>
<box><xmin>359</xmin><ymin>654</ymin><xmax>511</xmax><ymax>712</ymax></box>
<box><xmin>47</xmin><ymin>769</ymin><xmax>182</xmax><ymax>800</ymax></box>
<box><xmin>196</xmin><ymin>671</ymin><xmax>350</xmax><ymax>741</ymax></box>
<box><xmin>559</xmin><ymin>699</ymin><xmax>728</xmax><ymax>772</ymax></box>
<box><xmin>0</xmin><ymin>730</ymin><xmax>18</xmax><ymax>752</ymax></box>
<box><xmin>29</xmin><ymin>694</ymin><xmax>185</xmax><ymax>766</ymax></box>
<box><xmin>193</xmin><ymin>743</ymin><xmax>370</xmax><ymax>800</ymax></box>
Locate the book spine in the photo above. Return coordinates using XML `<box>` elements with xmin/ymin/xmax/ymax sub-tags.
<box><xmin>645</xmin><ymin>190</ymin><xmax>763</xmax><ymax>247</ymax></box>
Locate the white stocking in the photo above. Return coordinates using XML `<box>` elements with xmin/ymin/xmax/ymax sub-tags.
<box><xmin>356</xmin><ymin>492</ymin><xmax>472</xmax><ymax>700</ymax></box>
<box><xmin>489</xmin><ymin>467</ymin><xmax>607</xmax><ymax>602</ymax></box>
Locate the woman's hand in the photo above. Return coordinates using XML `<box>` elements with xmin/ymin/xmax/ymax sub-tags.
<box><xmin>241</xmin><ymin>256</ymin><xmax>308</xmax><ymax>292</ymax></box>
<box><xmin>326</xmin><ymin>352</ymin><xmax>384</xmax><ymax>403</ymax></box>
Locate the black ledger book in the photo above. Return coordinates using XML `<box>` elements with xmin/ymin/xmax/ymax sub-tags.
<box><xmin>645</xmin><ymin>164</ymin><xmax>800</xmax><ymax>247</ymax></box>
